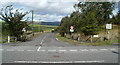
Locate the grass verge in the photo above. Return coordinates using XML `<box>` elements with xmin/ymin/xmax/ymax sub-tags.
<box><xmin>55</xmin><ymin>33</ymin><xmax>119</xmax><ymax>46</ymax></box>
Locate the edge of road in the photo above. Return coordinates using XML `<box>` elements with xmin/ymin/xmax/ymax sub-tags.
<box><xmin>2</xmin><ymin>32</ymin><xmax>46</xmax><ymax>45</ymax></box>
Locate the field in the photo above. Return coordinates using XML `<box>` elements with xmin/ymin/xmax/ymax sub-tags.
<box><xmin>28</xmin><ymin>24</ymin><xmax>57</xmax><ymax>32</ymax></box>
<box><xmin>0</xmin><ymin>22</ymin><xmax>58</xmax><ymax>43</ymax></box>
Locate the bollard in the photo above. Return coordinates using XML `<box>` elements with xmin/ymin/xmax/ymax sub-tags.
<box><xmin>8</xmin><ymin>36</ymin><xmax>10</xmax><ymax>43</ymax></box>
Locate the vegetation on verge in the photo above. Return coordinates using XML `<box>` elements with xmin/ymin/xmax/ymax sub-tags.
<box><xmin>56</xmin><ymin>2</ymin><xmax>119</xmax><ymax>45</ymax></box>
<box><xmin>0</xmin><ymin>5</ymin><xmax>29</xmax><ymax>41</ymax></box>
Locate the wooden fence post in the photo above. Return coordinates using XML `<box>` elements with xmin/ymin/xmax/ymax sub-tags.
<box><xmin>90</xmin><ymin>35</ymin><xmax>93</xmax><ymax>43</ymax></box>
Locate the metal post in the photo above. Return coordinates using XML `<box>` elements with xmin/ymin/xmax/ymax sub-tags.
<box><xmin>107</xmin><ymin>31</ymin><xmax>110</xmax><ymax>40</ymax></box>
<box><xmin>31</xmin><ymin>10</ymin><xmax>34</xmax><ymax>36</ymax></box>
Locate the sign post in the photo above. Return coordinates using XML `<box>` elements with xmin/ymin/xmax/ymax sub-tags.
<box><xmin>70</xmin><ymin>26</ymin><xmax>74</xmax><ymax>33</ymax></box>
<box><xmin>106</xmin><ymin>24</ymin><xmax>112</xmax><ymax>40</ymax></box>
<box><xmin>70</xmin><ymin>26</ymin><xmax>74</xmax><ymax>39</ymax></box>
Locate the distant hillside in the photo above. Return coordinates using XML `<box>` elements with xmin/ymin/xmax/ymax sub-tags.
<box><xmin>40</xmin><ymin>22</ymin><xmax>60</xmax><ymax>26</ymax></box>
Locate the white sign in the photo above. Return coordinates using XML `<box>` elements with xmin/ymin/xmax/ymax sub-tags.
<box><xmin>106</xmin><ymin>24</ymin><xmax>112</xmax><ymax>29</ymax></box>
<box><xmin>22</xmin><ymin>28</ymin><xmax>26</xmax><ymax>32</ymax></box>
<box><xmin>70</xmin><ymin>26</ymin><xmax>74</xmax><ymax>29</ymax></box>
<box><xmin>93</xmin><ymin>35</ymin><xmax>99</xmax><ymax>37</ymax></box>
<box><xmin>70</xmin><ymin>29</ymin><xmax>74</xmax><ymax>32</ymax></box>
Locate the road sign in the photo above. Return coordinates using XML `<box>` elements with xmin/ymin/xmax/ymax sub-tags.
<box><xmin>106</xmin><ymin>24</ymin><xmax>112</xmax><ymax>29</ymax></box>
<box><xmin>70</xmin><ymin>26</ymin><xmax>74</xmax><ymax>29</ymax></box>
<box><xmin>22</xmin><ymin>28</ymin><xmax>26</xmax><ymax>32</ymax></box>
<box><xmin>70</xmin><ymin>29</ymin><xmax>74</xmax><ymax>32</ymax></box>
<box><xmin>93</xmin><ymin>35</ymin><xmax>99</xmax><ymax>37</ymax></box>
<box><xmin>70</xmin><ymin>26</ymin><xmax>74</xmax><ymax>32</ymax></box>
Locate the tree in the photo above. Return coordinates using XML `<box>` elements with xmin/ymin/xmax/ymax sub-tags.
<box><xmin>58</xmin><ymin>2</ymin><xmax>115</xmax><ymax>37</ymax></box>
<box><xmin>80</xmin><ymin>10</ymin><xmax>99</xmax><ymax>36</ymax></box>
<box><xmin>115</xmin><ymin>10</ymin><xmax>120</xmax><ymax>25</ymax></box>
<box><xmin>59</xmin><ymin>16</ymin><xmax>70</xmax><ymax>36</ymax></box>
<box><xmin>74</xmin><ymin>2</ymin><xmax>115</xmax><ymax>26</ymax></box>
<box><xmin>0</xmin><ymin>5</ymin><xmax>29</xmax><ymax>41</ymax></box>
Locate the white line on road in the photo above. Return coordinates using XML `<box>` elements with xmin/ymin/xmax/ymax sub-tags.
<box><xmin>0</xmin><ymin>49</ymin><xmax>3</xmax><ymax>51</ymax></box>
<box><xmin>56</xmin><ymin>38</ymin><xmax>58</xmax><ymax>40</ymax></box>
<box><xmin>17</xmin><ymin>50</ymin><xmax>24</xmax><ymax>51</ymax></box>
<box><xmin>69</xmin><ymin>49</ymin><xmax>77</xmax><ymax>52</ymax></box>
<box><xmin>14</xmin><ymin>60</ymin><xmax>104</xmax><ymax>63</ymax></box>
<box><xmin>90</xmin><ymin>49</ymin><xmax>98</xmax><ymax>51</ymax></box>
<box><xmin>39</xmin><ymin>50</ymin><xmax>46</xmax><ymax>52</ymax></box>
<box><xmin>80</xmin><ymin>49</ymin><xmax>89</xmax><ymax>51</ymax></box>
<box><xmin>6</xmin><ymin>49</ymin><xmax>14</xmax><ymax>51</ymax></box>
<box><xmin>100</xmin><ymin>49</ymin><xmax>108</xmax><ymax>51</ymax></box>
<box><xmin>59</xmin><ymin>50</ymin><xmax>67</xmax><ymax>52</ymax></box>
<box><xmin>73</xmin><ymin>60</ymin><xmax>104</xmax><ymax>63</ymax></box>
<box><xmin>37</xmin><ymin>46</ymin><xmax>42</xmax><ymax>51</ymax></box>
<box><xmin>110</xmin><ymin>48</ymin><xmax>117</xmax><ymax>51</ymax></box>
<box><xmin>27</xmin><ymin>50</ymin><xmax>34</xmax><ymax>51</ymax></box>
<box><xmin>37</xmin><ymin>35</ymin><xmax>47</xmax><ymax>51</ymax></box>
<box><xmin>48</xmin><ymin>50</ymin><xmax>56</xmax><ymax>52</ymax></box>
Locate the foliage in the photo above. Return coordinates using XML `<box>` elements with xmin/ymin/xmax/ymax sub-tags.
<box><xmin>58</xmin><ymin>2</ymin><xmax>115</xmax><ymax>36</ymax></box>
<box><xmin>115</xmin><ymin>11</ymin><xmax>120</xmax><ymax>25</ymax></box>
<box><xmin>0</xmin><ymin>5</ymin><xmax>29</xmax><ymax>41</ymax></box>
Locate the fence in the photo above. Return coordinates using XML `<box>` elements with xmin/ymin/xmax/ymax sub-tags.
<box><xmin>64</xmin><ymin>33</ymin><xmax>118</xmax><ymax>43</ymax></box>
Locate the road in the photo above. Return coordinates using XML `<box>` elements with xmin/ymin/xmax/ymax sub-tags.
<box><xmin>0</xmin><ymin>33</ymin><xmax>119</xmax><ymax>63</ymax></box>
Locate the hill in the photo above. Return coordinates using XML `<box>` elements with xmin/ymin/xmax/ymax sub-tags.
<box><xmin>40</xmin><ymin>22</ymin><xmax>60</xmax><ymax>26</ymax></box>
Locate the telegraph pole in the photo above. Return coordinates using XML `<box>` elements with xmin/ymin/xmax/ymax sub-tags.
<box><xmin>31</xmin><ymin>10</ymin><xmax>34</xmax><ymax>36</ymax></box>
<box><xmin>39</xmin><ymin>19</ymin><xmax>41</xmax><ymax>32</ymax></box>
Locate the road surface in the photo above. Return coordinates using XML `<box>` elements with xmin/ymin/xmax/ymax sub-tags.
<box><xmin>0</xmin><ymin>33</ymin><xmax>119</xmax><ymax>63</ymax></box>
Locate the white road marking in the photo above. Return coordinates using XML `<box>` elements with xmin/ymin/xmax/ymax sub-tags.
<box><xmin>48</xmin><ymin>50</ymin><xmax>56</xmax><ymax>52</ymax></box>
<box><xmin>90</xmin><ymin>49</ymin><xmax>98</xmax><ymax>51</ymax></box>
<box><xmin>69</xmin><ymin>49</ymin><xmax>77</xmax><ymax>52</ymax></box>
<box><xmin>80</xmin><ymin>49</ymin><xmax>89</xmax><ymax>51</ymax></box>
<box><xmin>59</xmin><ymin>50</ymin><xmax>67</xmax><ymax>52</ymax></box>
<box><xmin>100</xmin><ymin>49</ymin><xmax>108</xmax><ymax>51</ymax></box>
<box><xmin>56</xmin><ymin>38</ymin><xmax>58</xmax><ymax>40</ymax></box>
<box><xmin>37</xmin><ymin>46</ymin><xmax>42</xmax><ymax>51</ymax></box>
<box><xmin>14</xmin><ymin>60</ymin><xmax>104</xmax><ymax>63</ymax></box>
<box><xmin>73</xmin><ymin>60</ymin><xmax>104</xmax><ymax>63</ymax></box>
<box><xmin>39</xmin><ymin>50</ymin><xmax>46</xmax><ymax>52</ymax></box>
<box><xmin>0</xmin><ymin>49</ymin><xmax>3</xmax><ymax>51</ymax></box>
<box><xmin>37</xmin><ymin>35</ymin><xmax>47</xmax><ymax>51</ymax></box>
<box><xmin>27</xmin><ymin>50</ymin><xmax>35</xmax><ymax>52</ymax></box>
<box><xmin>17</xmin><ymin>50</ymin><xmax>24</xmax><ymax>51</ymax></box>
<box><xmin>110</xmin><ymin>48</ymin><xmax>117</xmax><ymax>51</ymax></box>
<box><xmin>6</xmin><ymin>49</ymin><xmax>14</xmax><ymax>51</ymax></box>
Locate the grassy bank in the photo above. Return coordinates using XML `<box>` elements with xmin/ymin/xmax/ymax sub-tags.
<box><xmin>55</xmin><ymin>25</ymin><xmax>119</xmax><ymax>46</ymax></box>
<box><xmin>56</xmin><ymin>33</ymin><xmax>119</xmax><ymax>46</ymax></box>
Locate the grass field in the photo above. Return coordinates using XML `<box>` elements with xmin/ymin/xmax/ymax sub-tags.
<box><xmin>28</xmin><ymin>24</ymin><xmax>58</xmax><ymax>32</ymax></box>
<box><xmin>56</xmin><ymin>25</ymin><xmax>119</xmax><ymax>46</ymax></box>
<box><xmin>0</xmin><ymin>22</ymin><xmax>58</xmax><ymax>43</ymax></box>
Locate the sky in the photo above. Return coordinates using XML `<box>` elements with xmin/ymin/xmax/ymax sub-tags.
<box><xmin>0</xmin><ymin>0</ymin><xmax>119</xmax><ymax>22</ymax></box>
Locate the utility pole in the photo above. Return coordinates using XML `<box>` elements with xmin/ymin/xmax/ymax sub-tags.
<box><xmin>31</xmin><ymin>10</ymin><xmax>34</xmax><ymax>36</ymax></box>
<box><xmin>39</xmin><ymin>19</ymin><xmax>41</xmax><ymax>32</ymax></box>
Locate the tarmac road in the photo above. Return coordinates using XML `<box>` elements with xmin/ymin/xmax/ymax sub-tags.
<box><xmin>0</xmin><ymin>33</ymin><xmax>119</xmax><ymax>63</ymax></box>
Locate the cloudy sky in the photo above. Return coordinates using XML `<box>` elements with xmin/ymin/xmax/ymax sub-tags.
<box><xmin>0</xmin><ymin>0</ymin><xmax>119</xmax><ymax>22</ymax></box>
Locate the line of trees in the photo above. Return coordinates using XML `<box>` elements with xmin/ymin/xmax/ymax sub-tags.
<box><xmin>58</xmin><ymin>2</ymin><xmax>119</xmax><ymax>37</ymax></box>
